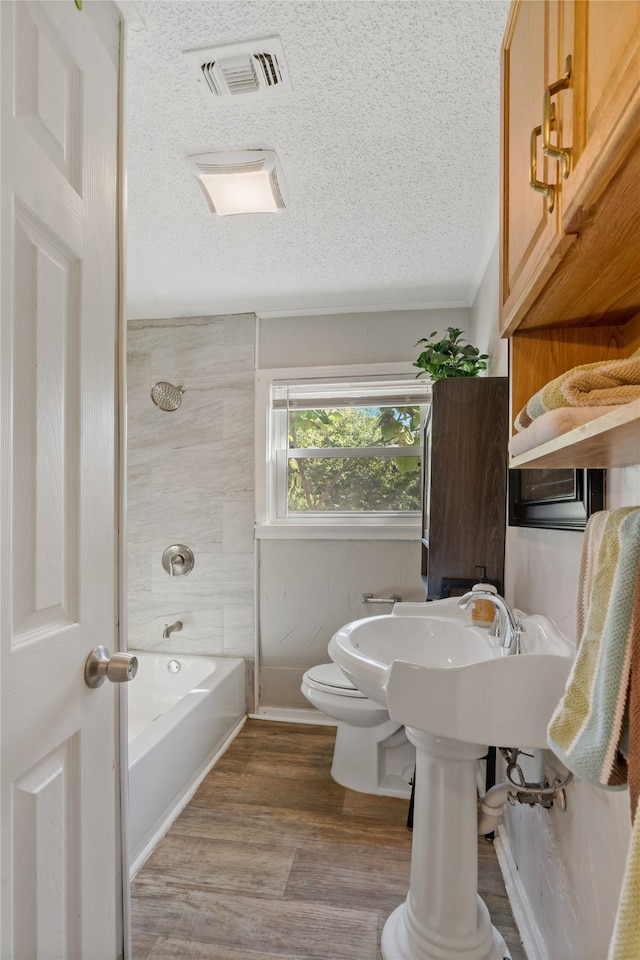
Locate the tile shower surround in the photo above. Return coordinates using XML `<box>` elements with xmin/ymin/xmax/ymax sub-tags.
<box><xmin>127</xmin><ymin>314</ymin><xmax>255</xmax><ymax>658</ymax></box>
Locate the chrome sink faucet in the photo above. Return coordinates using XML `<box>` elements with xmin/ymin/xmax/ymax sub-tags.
<box><xmin>162</xmin><ymin>620</ymin><xmax>183</xmax><ymax>640</ymax></box>
<box><xmin>457</xmin><ymin>592</ymin><xmax>524</xmax><ymax>654</ymax></box>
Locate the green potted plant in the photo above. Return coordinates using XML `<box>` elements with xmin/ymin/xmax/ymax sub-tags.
<box><xmin>413</xmin><ymin>327</ymin><xmax>489</xmax><ymax>381</ymax></box>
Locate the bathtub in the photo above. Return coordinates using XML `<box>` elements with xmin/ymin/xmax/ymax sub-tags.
<box><xmin>127</xmin><ymin>652</ymin><xmax>246</xmax><ymax>875</ymax></box>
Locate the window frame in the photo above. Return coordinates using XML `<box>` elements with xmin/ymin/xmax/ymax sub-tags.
<box><xmin>255</xmin><ymin>363</ymin><xmax>431</xmax><ymax>540</ymax></box>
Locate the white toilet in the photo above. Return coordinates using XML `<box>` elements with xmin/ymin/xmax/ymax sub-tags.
<box><xmin>301</xmin><ymin>661</ymin><xmax>415</xmax><ymax>798</ymax></box>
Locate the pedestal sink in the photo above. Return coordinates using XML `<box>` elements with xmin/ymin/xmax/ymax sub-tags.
<box><xmin>328</xmin><ymin>598</ymin><xmax>574</xmax><ymax>960</ymax></box>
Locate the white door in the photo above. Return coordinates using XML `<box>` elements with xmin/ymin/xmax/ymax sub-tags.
<box><xmin>1</xmin><ymin>2</ymin><xmax>122</xmax><ymax>957</ymax></box>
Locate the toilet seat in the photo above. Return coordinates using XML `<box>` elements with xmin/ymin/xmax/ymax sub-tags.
<box><xmin>303</xmin><ymin>662</ymin><xmax>367</xmax><ymax>698</ymax></box>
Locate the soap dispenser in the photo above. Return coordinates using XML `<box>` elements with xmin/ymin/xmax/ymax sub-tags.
<box><xmin>470</xmin><ymin>565</ymin><xmax>496</xmax><ymax>627</ymax></box>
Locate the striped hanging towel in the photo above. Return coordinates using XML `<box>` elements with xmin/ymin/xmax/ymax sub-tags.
<box><xmin>547</xmin><ymin>507</ymin><xmax>640</xmax><ymax>957</ymax></box>
<box><xmin>547</xmin><ymin>507</ymin><xmax>640</xmax><ymax>789</ymax></box>
<box><xmin>608</xmin><ymin>799</ymin><xmax>640</xmax><ymax>960</ymax></box>
<box><xmin>609</xmin><ymin>566</ymin><xmax>640</xmax><ymax>960</ymax></box>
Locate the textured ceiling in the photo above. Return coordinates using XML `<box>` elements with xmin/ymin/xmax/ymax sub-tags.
<box><xmin>125</xmin><ymin>0</ymin><xmax>510</xmax><ymax>320</ymax></box>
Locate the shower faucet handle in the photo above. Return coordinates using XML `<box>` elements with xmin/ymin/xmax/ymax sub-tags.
<box><xmin>161</xmin><ymin>544</ymin><xmax>195</xmax><ymax>577</ymax></box>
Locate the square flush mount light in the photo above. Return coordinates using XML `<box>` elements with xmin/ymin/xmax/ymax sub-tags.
<box><xmin>187</xmin><ymin>150</ymin><xmax>286</xmax><ymax>216</ymax></box>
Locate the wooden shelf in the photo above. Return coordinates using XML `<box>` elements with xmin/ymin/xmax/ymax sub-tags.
<box><xmin>510</xmin><ymin>400</ymin><xmax>640</xmax><ymax>469</ymax></box>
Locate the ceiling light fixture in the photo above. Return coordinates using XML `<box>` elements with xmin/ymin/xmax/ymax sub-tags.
<box><xmin>187</xmin><ymin>150</ymin><xmax>286</xmax><ymax>217</ymax></box>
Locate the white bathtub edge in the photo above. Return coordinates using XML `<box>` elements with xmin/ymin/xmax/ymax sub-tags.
<box><xmin>129</xmin><ymin>713</ymin><xmax>247</xmax><ymax>879</ymax></box>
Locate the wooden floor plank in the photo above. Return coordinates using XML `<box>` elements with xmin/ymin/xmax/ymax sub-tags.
<box><xmin>192</xmin><ymin>744</ymin><xmax>347</xmax><ymax>816</ymax></box>
<box><xmin>131</xmin><ymin>719</ymin><xmax>526</xmax><ymax>960</ymax></box>
<box><xmin>341</xmin><ymin>790</ymin><xmax>411</xmax><ymax>821</ymax></box>
<box><xmin>170</xmin><ymin>801</ymin><xmax>412</xmax><ymax>856</ymax></box>
<box><xmin>131</xmin><ymin>932</ymin><xmax>158</xmax><ymax>960</ymax></box>
<box><xmin>147</xmin><ymin>938</ymin><xmax>299</xmax><ymax>960</ymax></box>
<box><xmin>132</xmin><ymin>886</ymin><xmax>380</xmax><ymax>959</ymax></box>
<box><xmin>285</xmin><ymin>843</ymin><xmax>410</xmax><ymax>912</ymax></box>
<box><xmin>133</xmin><ymin>834</ymin><xmax>296</xmax><ymax>898</ymax></box>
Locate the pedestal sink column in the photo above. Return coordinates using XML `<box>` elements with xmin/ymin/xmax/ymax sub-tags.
<box><xmin>381</xmin><ymin>728</ymin><xmax>511</xmax><ymax>960</ymax></box>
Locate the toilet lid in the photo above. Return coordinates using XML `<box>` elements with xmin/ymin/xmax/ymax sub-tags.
<box><xmin>304</xmin><ymin>662</ymin><xmax>367</xmax><ymax>698</ymax></box>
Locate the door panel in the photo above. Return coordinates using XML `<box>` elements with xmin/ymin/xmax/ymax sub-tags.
<box><xmin>13</xmin><ymin>0</ymin><xmax>83</xmax><ymax>190</ymax></box>
<box><xmin>11</xmin><ymin>202</ymin><xmax>81</xmax><ymax>640</ymax></box>
<box><xmin>1</xmin><ymin>2</ymin><xmax>121</xmax><ymax>957</ymax></box>
<box><xmin>12</xmin><ymin>738</ymin><xmax>81</xmax><ymax>960</ymax></box>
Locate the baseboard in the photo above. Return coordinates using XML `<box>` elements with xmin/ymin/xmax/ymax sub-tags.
<box><xmin>250</xmin><ymin>706</ymin><xmax>337</xmax><ymax>726</ymax></box>
<box><xmin>494</xmin><ymin>824</ymin><xmax>546</xmax><ymax>960</ymax></box>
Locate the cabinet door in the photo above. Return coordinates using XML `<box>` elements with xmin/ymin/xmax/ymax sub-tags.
<box><xmin>426</xmin><ymin>379</ymin><xmax>508</xmax><ymax>601</ymax></box>
<box><xmin>500</xmin><ymin>0</ymin><xmax>576</xmax><ymax>336</ymax></box>
<box><xmin>560</xmin><ymin>0</ymin><xmax>640</xmax><ymax>227</ymax></box>
<box><xmin>501</xmin><ymin>0</ymin><xmax>640</xmax><ymax>336</ymax></box>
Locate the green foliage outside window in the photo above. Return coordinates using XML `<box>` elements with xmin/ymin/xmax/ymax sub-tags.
<box><xmin>287</xmin><ymin>406</ymin><xmax>422</xmax><ymax>513</ymax></box>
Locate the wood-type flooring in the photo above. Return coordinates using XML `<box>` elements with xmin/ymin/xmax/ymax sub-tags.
<box><xmin>131</xmin><ymin>719</ymin><xmax>526</xmax><ymax>960</ymax></box>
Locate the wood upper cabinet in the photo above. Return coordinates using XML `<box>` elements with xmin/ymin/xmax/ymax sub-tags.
<box><xmin>500</xmin><ymin>0</ymin><xmax>640</xmax><ymax>469</ymax></box>
<box><xmin>501</xmin><ymin>0</ymin><xmax>575</xmax><ymax>333</ymax></box>
<box><xmin>501</xmin><ymin>0</ymin><xmax>640</xmax><ymax>336</ymax></box>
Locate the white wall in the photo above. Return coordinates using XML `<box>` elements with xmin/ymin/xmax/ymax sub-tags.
<box><xmin>127</xmin><ymin>314</ymin><xmax>255</xmax><ymax>661</ymax></box>
<box><xmin>256</xmin><ymin>308</ymin><xmax>473</xmax><ymax>708</ymax></box>
<box><xmin>258</xmin><ymin>539</ymin><xmax>423</xmax><ymax>706</ymax></box>
<box><xmin>472</xmin><ymin>256</ymin><xmax>639</xmax><ymax>959</ymax></box>
<box><xmin>257</xmin><ymin>307</ymin><xmax>472</xmax><ymax>369</ymax></box>
<box><xmin>470</xmin><ymin>240</ymin><xmax>508</xmax><ymax>377</ymax></box>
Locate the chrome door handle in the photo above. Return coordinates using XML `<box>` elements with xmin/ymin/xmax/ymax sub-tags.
<box><xmin>85</xmin><ymin>646</ymin><xmax>138</xmax><ymax>688</ymax></box>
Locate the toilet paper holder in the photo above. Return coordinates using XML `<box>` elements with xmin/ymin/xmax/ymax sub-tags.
<box><xmin>362</xmin><ymin>593</ymin><xmax>401</xmax><ymax>605</ymax></box>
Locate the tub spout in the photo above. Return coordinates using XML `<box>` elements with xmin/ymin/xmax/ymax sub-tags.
<box><xmin>162</xmin><ymin>620</ymin><xmax>183</xmax><ymax>640</ymax></box>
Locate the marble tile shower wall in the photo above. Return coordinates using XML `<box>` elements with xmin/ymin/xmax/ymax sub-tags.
<box><xmin>127</xmin><ymin>314</ymin><xmax>255</xmax><ymax>658</ymax></box>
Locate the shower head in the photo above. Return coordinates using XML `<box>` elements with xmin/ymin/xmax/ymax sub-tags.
<box><xmin>150</xmin><ymin>381</ymin><xmax>184</xmax><ymax>412</ymax></box>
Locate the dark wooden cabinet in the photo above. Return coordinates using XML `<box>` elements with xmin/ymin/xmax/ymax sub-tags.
<box><xmin>422</xmin><ymin>378</ymin><xmax>509</xmax><ymax>601</ymax></box>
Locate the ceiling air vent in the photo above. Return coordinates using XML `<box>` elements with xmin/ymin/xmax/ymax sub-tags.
<box><xmin>183</xmin><ymin>36</ymin><xmax>292</xmax><ymax>103</ymax></box>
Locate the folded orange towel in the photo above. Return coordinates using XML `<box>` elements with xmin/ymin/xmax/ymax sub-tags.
<box><xmin>515</xmin><ymin>348</ymin><xmax>640</xmax><ymax>431</ymax></box>
<box><xmin>562</xmin><ymin>355</ymin><xmax>640</xmax><ymax>406</ymax></box>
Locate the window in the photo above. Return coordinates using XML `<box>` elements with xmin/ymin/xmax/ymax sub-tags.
<box><xmin>261</xmin><ymin>374</ymin><xmax>432</xmax><ymax>532</ymax></box>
